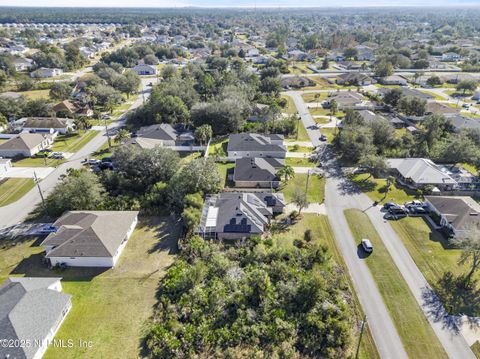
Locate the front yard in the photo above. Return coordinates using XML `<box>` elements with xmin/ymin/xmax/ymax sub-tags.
<box><xmin>281</xmin><ymin>173</ymin><xmax>325</xmax><ymax>203</ymax></box>
<box><xmin>350</xmin><ymin>173</ymin><xmax>418</xmax><ymax>204</ymax></box>
<box><xmin>0</xmin><ymin>216</ymin><xmax>180</xmax><ymax>359</ymax></box>
<box><xmin>52</xmin><ymin>131</ymin><xmax>99</xmax><ymax>153</ymax></box>
<box><xmin>0</xmin><ymin>178</ymin><xmax>35</xmax><ymax>206</ymax></box>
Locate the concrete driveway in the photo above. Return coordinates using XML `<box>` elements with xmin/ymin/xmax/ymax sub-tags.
<box><xmin>1</xmin><ymin>167</ymin><xmax>55</xmax><ymax>179</ymax></box>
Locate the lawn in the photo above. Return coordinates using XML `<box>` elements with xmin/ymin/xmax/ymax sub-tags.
<box><xmin>1</xmin><ymin>216</ymin><xmax>180</xmax><ymax>359</ymax></box>
<box><xmin>215</xmin><ymin>162</ymin><xmax>235</xmax><ymax>188</ymax></box>
<box><xmin>301</xmin><ymin>92</ymin><xmax>328</xmax><ymax>103</ymax></box>
<box><xmin>12</xmin><ymin>156</ymin><xmax>65</xmax><ymax>167</ymax></box>
<box><xmin>280</xmin><ymin>94</ymin><xmax>298</xmax><ymax>115</ymax></box>
<box><xmin>91</xmin><ymin>141</ymin><xmax>115</xmax><ymax>160</ymax></box>
<box><xmin>460</xmin><ymin>163</ymin><xmax>478</xmax><ymax>175</ymax></box>
<box><xmin>52</xmin><ymin>131</ymin><xmax>99</xmax><ymax>153</ymax></box>
<box><xmin>287</xmin><ymin>145</ymin><xmax>313</xmax><ymax>152</ymax></box>
<box><xmin>309</xmin><ymin>107</ymin><xmax>333</xmax><ymax>116</ymax></box>
<box><xmin>0</xmin><ymin>178</ymin><xmax>34</xmax><ymax>206</ymax></box>
<box><xmin>295</xmin><ymin>119</ymin><xmax>310</xmax><ymax>142</ymax></box>
<box><xmin>281</xmin><ymin>173</ymin><xmax>325</xmax><ymax>203</ymax></box>
<box><xmin>319</xmin><ymin>127</ymin><xmax>337</xmax><ymax>144</ymax></box>
<box><xmin>285</xmin><ymin>157</ymin><xmax>317</xmax><ymax>167</ymax></box>
<box><xmin>207</xmin><ymin>137</ymin><xmax>228</xmax><ymax>156</ymax></box>
<box><xmin>18</xmin><ymin>89</ymin><xmax>51</xmax><ymax>100</ymax></box>
<box><xmin>344</xmin><ymin>209</ymin><xmax>448</xmax><ymax>359</ymax></box>
<box><xmin>350</xmin><ymin>173</ymin><xmax>417</xmax><ymax>204</ymax></box>
<box><xmin>302</xmin><ymin>76</ymin><xmax>339</xmax><ymax>90</ymax></box>
<box><xmin>416</xmin><ymin>89</ymin><xmax>448</xmax><ymax>101</ymax></box>
<box><xmin>271</xmin><ymin>214</ymin><xmax>380</xmax><ymax>359</ymax></box>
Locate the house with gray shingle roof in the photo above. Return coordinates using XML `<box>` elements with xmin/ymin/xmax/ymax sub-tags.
<box><xmin>196</xmin><ymin>192</ymin><xmax>285</xmax><ymax>240</ymax></box>
<box><xmin>41</xmin><ymin>211</ymin><xmax>139</xmax><ymax>267</ymax></box>
<box><xmin>0</xmin><ymin>277</ymin><xmax>71</xmax><ymax>359</ymax></box>
<box><xmin>128</xmin><ymin>123</ymin><xmax>194</xmax><ymax>149</ymax></box>
<box><xmin>233</xmin><ymin>157</ymin><xmax>283</xmax><ymax>188</ymax></box>
<box><xmin>227</xmin><ymin>133</ymin><xmax>286</xmax><ymax>160</ymax></box>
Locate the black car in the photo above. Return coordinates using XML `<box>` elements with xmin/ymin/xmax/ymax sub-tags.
<box><xmin>382</xmin><ymin>202</ymin><xmax>398</xmax><ymax>210</ymax></box>
<box><xmin>101</xmin><ymin>157</ymin><xmax>113</xmax><ymax>163</ymax></box>
<box><xmin>319</xmin><ymin>134</ymin><xmax>327</xmax><ymax>141</ymax></box>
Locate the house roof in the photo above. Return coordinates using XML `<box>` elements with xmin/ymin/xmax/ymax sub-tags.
<box><xmin>426</xmin><ymin>102</ymin><xmax>460</xmax><ymax>115</ymax></box>
<box><xmin>328</xmin><ymin>91</ymin><xmax>364</xmax><ymax>106</ymax></box>
<box><xmin>23</xmin><ymin>117</ymin><xmax>71</xmax><ymax>129</ymax></box>
<box><xmin>447</xmin><ymin>115</ymin><xmax>480</xmax><ymax>131</ymax></box>
<box><xmin>0</xmin><ymin>133</ymin><xmax>49</xmax><ymax>151</ymax></box>
<box><xmin>52</xmin><ymin>100</ymin><xmax>79</xmax><ymax>114</ymax></box>
<box><xmin>227</xmin><ymin>133</ymin><xmax>286</xmax><ymax>153</ymax></box>
<box><xmin>198</xmin><ymin>192</ymin><xmax>285</xmax><ymax>236</ymax></box>
<box><xmin>426</xmin><ymin>196</ymin><xmax>480</xmax><ymax>231</ymax></box>
<box><xmin>0</xmin><ymin>277</ymin><xmax>71</xmax><ymax>359</ymax></box>
<box><xmin>41</xmin><ymin>211</ymin><xmax>138</xmax><ymax>258</ymax></box>
<box><xmin>387</xmin><ymin>158</ymin><xmax>457</xmax><ymax>185</ymax></box>
<box><xmin>135</xmin><ymin>123</ymin><xmax>193</xmax><ymax>142</ymax></box>
<box><xmin>234</xmin><ymin>157</ymin><xmax>284</xmax><ymax>183</ymax></box>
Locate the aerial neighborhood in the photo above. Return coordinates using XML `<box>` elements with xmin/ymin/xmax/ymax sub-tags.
<box><xmin>1</xmin><ymin>5</ymin><xmax>480</xmax><ymax>359</ymax></box>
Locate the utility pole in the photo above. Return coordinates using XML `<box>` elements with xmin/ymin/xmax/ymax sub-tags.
<box><xmin>355</xmin><ymin>315</ymin><xmax>367</xmax><ymax>359</ymax></box>
<box><xmin>104</xmin><ymin>117</ymin><xmax>112</xmax><ymax>149</ymax></box>
<box><xmin>305</xmin><ymin>169</ymin><xmax>311</xmax><ymax>194</ymax></box>
<box><xmin>34</xmin><ymin>171</ymin><xmax>45</xmax><ymax>208</ymax></box>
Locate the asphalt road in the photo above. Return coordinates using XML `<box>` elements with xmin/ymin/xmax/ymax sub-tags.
<box><xmin>0</xmin><ymin>77</ymin><xmax>156</xmax><ymax>228</ymax></box>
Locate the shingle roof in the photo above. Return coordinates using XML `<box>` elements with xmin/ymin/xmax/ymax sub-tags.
<box><xmin>0</xmin><ymin>277</ymin><xmax>71</xmax><ymax>359</ymax></box>
<box><xmin>234</xmin><ymin>157</ymin><xmax>283</xmax><ymax>182</ymax></box>
<box><xmin>0</xmin><ymin>133</ymin><xmax>48</xmax><ymax>151</ymax></box>
<box><xmin>227</xmin><ymin>133</ymin><xmax>286</xmax><ymax>153</ymax></box>
<box><xmin>426</xmin><ymin>196</ymin><xmax>480</xmax><ymax>231</ymax></box>
<box><xmin>23</xmin><ymin>117</ymin><xmax>71</xmax><ymax>129</ymax></box>
<box><xmin>41</xmin><ymin>211</ymin><xmax>138</xmax><ymax>258</ymax></box>
<box><xmin>387</xmin><ymin>158</ymin><xmax>457</xmax><ymax>186</ymax></box>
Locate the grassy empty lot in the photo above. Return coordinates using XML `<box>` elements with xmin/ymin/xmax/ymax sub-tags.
<box><xmin>0</xmin><ymin>178</ymin><xmax>34</xmax><ymax>206</ymax></box>
<box><xmin>344</xmin><ymin>209</ymin><xmax>448</xmax><ymax>359</ymax></box>
<box><xmin>280</xmin><ymin>94</ymin><xmax>298</xmax><ymax>115</ymax></box>
<box><xmin>271</xmin><ymin>214</ymin><xmax>379</xmax><ymax>359</ymax></box>
<box><xmin>285</xmin><ymin>157</ymin><xmax>317</xmax><ymax>167</ymax></box>
<box><xmin>18</xmin><ymin>89</ymin><xmax>51</xmax><ymax>100</ymax></box>
<box><xmin>301</xmin><ymin>92</ymin><xmax>328</xmax><ymax>103</ymax></box>
<box><xmin>287</xmin><ymin>144</ymin><xmax>313</xmax><ymax>152</ymax></box>
<box><xmin>1</xmin><ymin>217</ymin><xmax>180</xmax><ymax>359</ymax></box>
<box><xmin>12</xmin><ymin>157</ymin><xmax>65</xmax><ymax>167</ymax></box>
<box><xmin>350</xmin><ymin>173</ymin><xmax>417</xmax><ymax>204</ymax></box>
<box><xmin>52</xmin><ymin>131</ymin><xmax>99</xmax><ymax>153</ymax></box>
<box><xmin>281</xmin><ymin>173</ymin><xmax>325</xmax><ymax>203</ymax></box>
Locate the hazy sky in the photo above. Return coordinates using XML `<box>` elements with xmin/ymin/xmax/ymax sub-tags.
<box><xmin>0</xmin><ymin>0</ymin><xmax>479</xmax><ymax>7</ymax></box>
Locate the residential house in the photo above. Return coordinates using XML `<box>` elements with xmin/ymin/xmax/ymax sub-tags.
<box><xmin>196</xmin><ymin>192</ymin><xmax>285</xmax><ymax>240</ymax></box>
<box><xmin>0</xmin><ymin>158</ymin><xmax>12</xmax><ymax>176</ymax></box>
<box><xmin>336</xmin><ymin>73</ymin><xmax>372</xmax><ymax>86</ymax></box>
<box><xmin>247</xmin><ymin>48</ymin><xmax>260</xmax><ymax>57</ymax></box>
<box><xmin>426</xmin><ymin>102</ymin><xmax>460</xmax><ymax>116</ymax></box>
<box><xmin>19</xmin><ymin>117</ymin><xmax>75</xmax><ymax>135</ymax></box>
<box><xmin>132</xmin><ymin>64</ymin><xmax>157</xmax><ymax>76</ymax></box>
<box><xmin>425</xmin><ymin>196</ymin><xmax>480</xmax><ymax>236</ymax></box>
<box><xmin>41</xmin><ymin>210</ymin><xmax>139</xmax><ymax>267</ymax></box>
<box><xmin>447</xmin><ymin>114</ymin><xmax>480</xmax><ymax>132</ymax></box>
<box><xmin>324</xmin><ymin>91</ymin><xmax>366</xmax><ymax>110</ymax></box>
<box><xmin>233</xmin><ymin>157</ymin><xmax>284</xmax><ymax>188</ymax></box>
<box><xmin>441</xmin><ymin>52</ymin><xmax>462</xmax><ymax>62</ymax></box>
<box><xmin>227</xmin><ymin>133</ymin><xmax>287</xmax><ymax>160</ymax></box>
<box><xmin>387</xmin><ymin>158</ymin><xmax>457</xmax><ymax>191</ymax></box>
<box><xmin>128</xmin><ymin>123</ymin><xmax>195</xmax><ymax>149</ymax></box>
<box><xmin>378</xmin><ymin>75</ymin><xmax>407</xmax><ymax>86</ymax></box>
<box><xmin>52</xmin><ymin>100</ymin><xmax>93</xmax><ymax>118</ymax></box>
<box><xmin>281</xmin><ymin>76</ymin><xmax>315</xmax><ymax>89</ymax></box>
<box><xmin>287</xmin><ymin>50</ymin><xmax>309</xmax><ymax>61</ymax></box>
<box><xmin>13</xmin><ymin>57</ymin><xmax>33</xmax><ymax>72</ymax></box>
<box><xmin>30</xmin><ymin>67</ymin><xmax>63</xmax><ymax>78</ymax></box>
<box><xmin>0</xmin><ymin>277</ymin><xmax>72</xmax><ymax>359</ymax></box>
<box><xmin>378</xmin><ymin>87</ymin><xmax>434</xmax><ymax>101</ymax></box>
<box><xmin>0</xmin><ymin>133</ymin><xmax>54</xmax><ymax>157</ymax></box>
<box><xmin>356</xmin><ymin>45</ymin><xmax>376</xmax><ymax>61</ymax></box>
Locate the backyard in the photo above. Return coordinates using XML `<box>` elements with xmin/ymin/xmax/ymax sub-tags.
<box><xmin>344</xmin><ymin>209</ymin><xmax>448</xmax><ymax>359</ymax></box>
<box><xmin>0</xmin><ymin>216</ymin><xmax>180</xmax><ymax>359</ymax></box>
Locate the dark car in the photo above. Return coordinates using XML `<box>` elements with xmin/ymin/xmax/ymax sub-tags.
<box><xmin>385</xmin><ymin>212</ymin><xmax>407</xmax><ymax>220</ymax></box>
<box><xmin>382</xmin><ymin>202</ymin><xmax>398</xmax><ymax>210</ymax></box>
<box><xmin>99</xmin><ymin>162</ymin><xmax>114</xmax><ymax>170</ymax></box>
<box><xmin>319</xmin><ymin>134</ymin><xmax>327</xmax><ymax>142</ymax></box>
<box><xmin>101</xmin><ymin>157</ymin><xmax>113</xmax><ymax>163</ymax></box>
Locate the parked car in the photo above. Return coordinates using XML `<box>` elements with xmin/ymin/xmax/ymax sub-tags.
<box><xmin>389</xmin><ymin>205</ymin><xmax>407</xmax><ymax>214</ymax></box>
<box><xmin>87</xmin><ymin>159</ymin><xmax>101</xmax><ymax>166</ymax></box>
<box><xmin>382</xmin><ymin>202</ymin><xmax>398</xmax><ymax>210</ymax></box>
<box><xmin>101</xmin><ymin>114</ymin><xmax>111</xmax><ymax>120</ymax></box>
<box><xmin>462</xmin><ymin>103</ymin><xmax>470</xmax><ymax>109</ymax></box>
<box><xmin>404</xmin><ymin>200</ymin><xmax>424</xmax><ymax>207</ymax></box>
<box><xmin>101</xmin><ymin>157</ymin><xmax>113</xmax><ymax>163</ymax></box>
<box><xmin>361</xmin><ymin>238</ymin><xmax>373</xmax><ymax>253</ymax></box>
<box><xmin>319</xmin><ymin>134</ymin><xmax>327</xmax><ymax>142</ymax></box>
<box><xmin>408</xmin><ymin>206</ymin><xmax>427</xmax><ymax>215</ymax></box>
<box><xmin>39</xmin><ymin>225</ymin><xmax>57</xmax><ymax>235</ymax></box>
<box><xmin>384</xmin><ymin>212</ymin><xmax>408</xmax><ymax>220</ymax></box>
<box><xmin>50</xmin><ymin>152</ymin><xmax>65</xmax><ymax>159</ymax></box>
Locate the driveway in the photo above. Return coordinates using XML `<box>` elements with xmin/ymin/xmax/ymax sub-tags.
<box><xmin>0</xmin><ymin>167</ymin><xmax>54</xmax><ymax>179</ymax></box>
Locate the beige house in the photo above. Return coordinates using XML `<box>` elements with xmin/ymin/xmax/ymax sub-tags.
<box><xmin>0</xmin><ymin>133</ymin><xmax>54</xmax><ymax>158</ymax></box>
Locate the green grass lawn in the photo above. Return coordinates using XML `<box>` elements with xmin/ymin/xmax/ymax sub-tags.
<box><xmin>207</xmin><ymin>138</ymin><xmax>228</xmax><ymax>156</ymax></box>
<box><xmin>52</xmin><ymin>131</ymin><xmax>99</xmax><ymax>153</ymax></box>
<box><xmin>271</xmin><ymin>214</ymin><xmax>380</xmax><ymax>359</ymax></box>
<box><xmin>18</xmin><ymin>89</ymin><xmax>51</xmax><ymax>100</ymax></box>
<box><xmin>301</xmin><ymin>92</ymin><xmax>328</xmax><ymax>103</ymax></box>
<box><xmin>281</xmin><ymin>173</ymin><xmax>325</xmax><ymax>203</ymax></box>
<box><xmin>91</xmin><ymin>141</ymin><xmax>115</xmax><ymax>160</ymax></box>
<box><xmin>285</xmin><ymin>157</ymin><xmax>317</xmax><ymax>167</ymax></box>
<box><xmin>12</xmin><ymin>157</ymin><xmax>65</xmax><ymax>167</ymax></box>
<box><xmin>309</xmin><ymin>107</ymin><xmax>332</xmax><ymax>116</ymax></box>
<box><xmin>216</xmin><ymin>162</ymin><xmax>235</xmax><ymax>188</ymax></box>
<box><xmin>295</xmin><ymin>119</ymin><xmax>310</xmax><ymax>142</ymax></box>
<box><xmin>416</xmin><ymin>89</ymin><xmax>448</xmax><ymax>101</ymax></box>
<box><xmin>319</xmin><ymin>127</ymin><xmax>337</xmax><ymax>144</ymax></box>
<box><xmin>0</xmin><ymin>217</ymin><xmax>180</xmax><ymax>359</ymax></box>
<box><xmin>460</xmin><ymin>163</ymin><xmax>478</xmax><ymax>175</ymax></box>
<box><xmin>280</xmin><ymin>94</ymin><xmax>298</xmax><ymax>115</ymax></box>
<box><xmin>0</xmin><ymin>178</ymin><xmax>34</xmax><ymax>206</ymax></box>
<box><xmin>287</xmin><ymin>145</ymin><xmax>313</xmax><ymax>152</ymax></box>
<box><xmin>350</xmin><ymin>173</ymin><xmax>418</xmax><ymax>204</ymax></box>
<box><xmin>344</xmin><ymin>209</ymin><xmax>448</xmax><ymax>359</ymax></box>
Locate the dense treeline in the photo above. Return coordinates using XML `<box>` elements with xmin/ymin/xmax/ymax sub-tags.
<box><xmin>145</xmin><ymin>235</ymin><xmax>352</xmax><ymax>358</ymax></box>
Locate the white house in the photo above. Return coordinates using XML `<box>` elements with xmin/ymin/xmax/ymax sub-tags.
<box><xmin>41</xmin><ymin>211</ymin><xmax>139</xmax><ymax>268</ymax></box>
<box><xmin>0</xmin><ymin>133</ymin><xmax>54</xmax><ymax>158</ymax></box>
<box><xmin>13</xmin><ymin>57</ymin><xmax>34</xmax><ymax>72</ymax></box>
<box><xmin>30</xmin><ymin>67</ymin><xmax>63</xmax><ymax>78</ymax></box>
<box><xmin>0</xmin><ymin>277</ymin><xmax>72</xmax><ymax>359</ymax></box>
<box><xmin>132</xmin><ymin>63</ymin><xmax>157</xmax><ymax>76</ymax></box>
<box><xmin>20</xmin><ymin>117</ymin><xmax>75</xmax><ymax>135</ymax></box>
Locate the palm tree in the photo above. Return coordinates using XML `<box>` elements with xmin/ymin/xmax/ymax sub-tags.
<box><xmin>314</xmin><ymin>93</ymin><xmax>320</xmax><ymax>109</ymax></box>
<box><xmin>105</xmin><ymin>97</ymin><xmax>116</xmax><ymax>115</ymax></box>
<box><xmin>114</xmin><ymin>129</ymin><xmax>130</xmax><ymax>145</ymax></box>
<box><xmin>74</xmin><ymin>117</ymin><xmax>89</xmax><ymax>133</ymax></box>
<box><xmin>194</xmin><ymin>124</ymin><xmax>213</xmax><ymax>146</ymax></box>
<box><xmin>277</xmin><ymin>165</ymin><xmax>295</xmax><ymax>183</ymax></box>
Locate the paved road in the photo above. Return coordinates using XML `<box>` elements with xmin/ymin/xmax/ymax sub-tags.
<box><xmin>0</xmin><ymin>78</ymin><xmax>156</xmax><ymax>228</ymax></box>
<box><xmin>324</xmin><ymin>164</ymin><xmax>475</xmax><ymax>359</ymax></box>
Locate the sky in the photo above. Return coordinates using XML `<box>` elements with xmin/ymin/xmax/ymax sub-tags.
<box><xmin>0</xmin><ymin>0</ymin><xmax>479</xmax><ymax>7</ymax></box>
